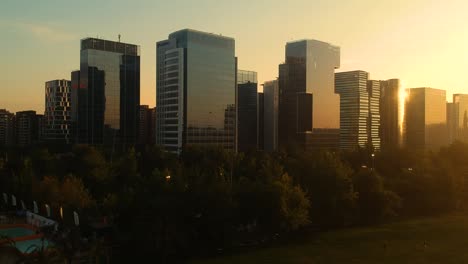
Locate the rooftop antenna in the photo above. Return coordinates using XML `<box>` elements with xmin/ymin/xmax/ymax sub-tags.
<box><xmin>118</xmin><ymin>34</ymin><xmax>121</xmax><ymax>42</ymax></box>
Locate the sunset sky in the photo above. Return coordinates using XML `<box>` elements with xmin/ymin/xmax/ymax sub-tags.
<box><xmin>1</xmin><ymin>0</ymin><xmax>467</xmax><ymax>113</ymax></box>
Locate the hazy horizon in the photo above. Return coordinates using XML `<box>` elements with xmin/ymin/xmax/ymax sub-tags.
<box><xmin>1</xmin><ymin>0</ymin><xmax>467</xmax><ymax>113</ymax></box>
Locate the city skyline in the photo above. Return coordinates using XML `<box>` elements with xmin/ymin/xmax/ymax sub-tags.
<box><xmin>1</xmin><ymin>0</ymin><xmax>467</xmax><ymax>113</ymax></box>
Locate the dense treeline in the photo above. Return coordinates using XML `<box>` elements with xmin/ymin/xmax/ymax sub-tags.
<box><xmin>1</xmin><ymin>142</ymin><xmax>468</xmax><ymax>262</ymax></box>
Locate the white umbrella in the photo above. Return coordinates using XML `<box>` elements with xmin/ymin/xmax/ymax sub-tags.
<box><xmin>11</xmin><ymin>195</ymin><xmax>16</xmax><ymax>206</ymax></box>
<box><xmin>33</xmin><ymin>201</ymin><xmax>39</xmax><ymax>214</ymax></box>
<box><xmin>45</xmin><ymin>204</ymin><xmax>51</xmax><ymax>217</ymax></box>
<box><xmin>21</xmin><ymin>200</ymin><xmax>26</xmax><ymax>210</ymax></box>
<box><xmin>73</xmin><ymin>211</ymin><xmax>79</xmax><ymax>226</ymax></box>
<box><xmin>2</xmin><ymin>193</ymin><xmax>7</xmax><ymax>204</ymax></box>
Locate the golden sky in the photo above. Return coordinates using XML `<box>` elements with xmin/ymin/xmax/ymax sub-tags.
<box><xmin>1</xmin><ymin>0</ymin><xmax>467</xmax><ymax>113</ymax></box>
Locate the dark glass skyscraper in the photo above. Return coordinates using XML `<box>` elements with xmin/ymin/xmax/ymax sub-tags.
<box><xmin>71</xmin><ymin>38</ymin><xmax>140</xmax><ymax>146</ymax></box>
<box><xmin>379</xmin><ymin>79</ymin><xmax>401</xmax><ymax>150</ymax></box>
<box><xmin>156</xmin><ymin>29</ymin><xmax>236</xmax><ymax>153</ymax></box>
<box><xmin>237</xmin><ymin>70</ymin><xmax>258</xmax><ymax>152</ymax></box>
<box><xmin>263</xmin><ymin>80</ymin><xmax>279</xmax><ymax>152</ymax></box>
<box><xmin>278</xmin><ymin>39</ymin><xmax>340</xmax><ymax>150</ymax></box>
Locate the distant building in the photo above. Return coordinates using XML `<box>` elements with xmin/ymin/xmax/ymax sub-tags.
<box><xmin>0</xmin><ymin>109</ymin><xmax>15</xmax><ymax>147</ymax></box>
<box><xmin>404</xmin><ymin>88</ymin><xmax>448</xmax><ymax>150</ymax></box>
<box><xmin>156</xmin><ymin>29</ymin><xmax>236</xmax><ymax>153</ymax></box>
<box><xmin>447</xmin><ymin>102</ymin><xmax>455</xmax><ymax>143</ymax></box>
<box><xmin>139</xmin><ymin>105</ymin><xmax>157</xmax><ymax>145</ymax></box>
<box><xmin>237</xmin><ymin>70</ymin><xmax>258</xmax><ymax>152</ymax></box>
<box><xmin>258</xmin><ymin>92</ymin><xmax>264</xmax><ymax>151</ymax></box>
<box><xmin>452</xmin><ymin>94</ymin><xmax>468</xmax><ymax>142</ymax></box>
<box><xmin>263</xmin><ymin>80</ymin><xmax>279</xmax><ymax>152</ymax></box>
<box><xmin>15</xmin><ymin>111</ymin><xmax>41</xmax><ymax>147</ymax></box>
<box><xmin>278</xmin><ymin>39</ymin><xmax>340</xmax><ymax>150</ymax></box>
<box><xmin>71</xmin><ymin>38</ymin><xmax>140</xmax><ymax>146</ymax></box>
<box><xmin>45</xmin><ymin>79</ymin><xmax>71</xmax><ymax>144</ymax></box>
<box><xmin>379</xmin><ymin>79</ymin><xmax>401</xmax><ymax>150</ymax></box>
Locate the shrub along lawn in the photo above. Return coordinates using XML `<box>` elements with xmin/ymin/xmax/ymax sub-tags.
<box><xmin>192</xmin><ymin>214</ymin><xmax>468</xmax><ymax>264</ymax></box>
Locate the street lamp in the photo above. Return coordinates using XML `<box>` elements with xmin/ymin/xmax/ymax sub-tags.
<box><xmin>165</xmin><ymin>175</ymin><xmax>171</xmax><ymax>182</ymax></box>
<box><xmin>371</xmin><ymin>153</ymin><xmax>375</xmax><ymax>171</ymax></box>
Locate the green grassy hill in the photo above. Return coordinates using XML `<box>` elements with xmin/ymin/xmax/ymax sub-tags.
<box><xmin>192</xmin><ymin>214</ymin><xmax>468</xmax><ymax>264</ymax></box>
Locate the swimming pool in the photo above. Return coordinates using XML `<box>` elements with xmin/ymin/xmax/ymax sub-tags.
<box><xmin>0</xmin><ymin>226</ymin><xmax>52</xmax><ymax>253</ymax></box>
<box><xmin>0</xmin><ymin>227</ymin><xmax>35</xmax><ymax>238</ymax></box>
<box><xmin>15</xmin><ymin>238</ymin><xmax>52</xmax><ymax>253</ymax></box>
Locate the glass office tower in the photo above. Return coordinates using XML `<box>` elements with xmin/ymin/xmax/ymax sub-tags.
<box><xmin>263</xmin><ymin>80</ymin><xmax>279</xmax><ymax>152</ymax></box>
<box><xmin>404</xmin><ymin>88</ymin><xmax>448</xmax><ymax>150</ymax></box>
<box><xmin>278</xmin><ymin>39</ymin><xmax>340</xmax><ymax>150</ymax></box>
<box><xmin>335</xmin><ymin>71</ymin><xmax>370</xmax><ymax>151</ymax></box>
<box><xmin>45</xmin><ymin>79</ymin><xmax>71</xmax><ymax>144</ymax></box>
<box><xmin>367</xmin><ymin>80</ymin><xmax>381</xmax><ymax>151</ymax></box>
<box><xmin>156</xmin><ymin>29</ymin><xmax>236</xmax><ymax>153</ymax></box>
<box><xmin>71</xmin><ymin>38</ymin><xmax>140</xmax><ymax>146</ymax></box>
<box><xmin>452</xmin><ymin>94</ymin><xmax>468</xmax><ymax>142</ymax></box>
<box><xmin>379</xmin><ymin>79</ymin><xmax>401</xmax><ymax>150</ymax></box>
<box><xmin>237</xmin><ymin>70</ymin><xmax>258</xmax><ymax>152</ymax></box>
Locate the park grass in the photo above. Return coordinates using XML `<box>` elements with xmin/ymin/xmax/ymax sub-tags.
<box><xmin>192</xmin><ymin>213</ymin><xmax>468</xmax><ymax>264</ymax></box>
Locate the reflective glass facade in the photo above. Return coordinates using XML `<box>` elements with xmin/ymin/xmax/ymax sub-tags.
<box><xmin>379</xmin><ymin>79</ymin><xmax>401</xmax><ymax>150</ymax></box>
<box><xmin>452</xmin><ymin>94</ymin><xmax>468</xmax><ymax>142</ymax></box>
<box><xmin>45</xmin><ymin>79</ymin><xmax>71</xmax><ymax>144</ymax></box>
<box><xmin>71</xmin><ymin>38</ymin><xmax>140</xmax><ymax>145</ymax></box>
<box><xmin>278</xmin><ymin>39</ymin><xmax>340</xmax><ymax>150</ymax></box>
<box><xmin>263</xmin><ymin>80</ymin><xmax>279</xmax><ymax>152</ymax></box>
<box><xmin>237</xmin><ymin>70</ymin><xmax>258</xmax><ymax>152</ymax></box>
<box><xmin>404</xmin><ymin>88</ymin><xmax>448</xmax><ymax>150</ymax></box>
<box><xmin>156</xmin><ymin>29</ymin><xmax>236</xmax><ymax>153</ymax></box>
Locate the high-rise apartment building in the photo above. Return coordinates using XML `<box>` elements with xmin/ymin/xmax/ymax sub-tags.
<box><xmin>71</xmin><ymin>38</ymin><xmax>140</xmax><ymax>146</ymax></box>
<box><xmin>263</xmin><ymin>80</ymin><xmax>279</xmax><ymax>152</ymax></box>
<box><xmin>45</xmin><ymin>79</ymin><xmax>71</xmax><ymax>144</ymax></box>
<box><xmin>15</xmin><ymin>111</ymin><xmax>41</xmax><ymax>147</ymax></box>
<box><xmin>278</xmin><ymin>39</ymin><xmax>340</xmax><ymax>150</ymax></box>
<box><xmin>237</xmin><ymin>70</ymin><xmax>258</xmax><ymax>152</ymax></box>
<box><xmin>156</xmin><ymin>29</ymin><xmax>236</xmax><ymax>153</ymax></box>
<box><xmin>404</xmin><ymin>88</ymin><xmax>448</xmax><ymax>150</ymax></box>
<box><xmin>379</xmin><ymin>79</ymin><xmax>401</xmax><ymax>150</ymax></box>
<box><xmin>0</xmin><ymin>109</ymin><xmax>15</xmax><ymax>147</ymax></box>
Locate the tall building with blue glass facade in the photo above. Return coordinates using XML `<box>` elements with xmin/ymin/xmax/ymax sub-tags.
<box><xmin>71</xmin><ymin>38</ymin><xmax>140</xmax><ymax>146</ymax></box>
<box><xmin>156</xmin><ymin>29</ymin><xmax>236</xmax><ymax>153</ymax></box>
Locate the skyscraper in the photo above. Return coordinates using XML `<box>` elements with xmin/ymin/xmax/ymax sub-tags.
<box><xmin>379</xmin><ymin>79</ymin><xmax>401</xmax><ymax>150</ymax></box>
<box><xmin>258</xmin><ymin>92</ymin><xmax>264</xmax><ymax>151</ymax></box>
<box><xmin>0</xmin><ymin>109</ymin><xmax>15</xmax><ymax>147</ymax></box>
<box><xmin>156</xmin><ymin>29</ymin><xmax>236</xmax><ymax>153</ymax></box>
<box><xmin>237</xmin><ymin>70</ymin><xmax>258</xmax><ymax>152</ymax></box>
<box><xmin>45</xmin><ymin>79</ymin><xmax>71</xmax><ymax>144</ymax></box>
<box><xmin>367</xmin><ymin>80</ymin><xmax>381</xmax><ymax>151</ymax></box>
<box><xmin>71</xmin><ymin>38</ymin><xmax>140</xmax><ymax>146</ymax></box>
<box><xmin>335</xmin><ymin>71</ymin><xmax>370</xmax><ymax>151</ymax></box>
<box><xmin>404</xmin><ymin>88</ymin><xmax>448</xmax><ymax>150</ymax></box>
<box><xmin>139</xmin><ymin>105</ymin><xmax>157</xmax><ymax>145</ymax></box>
<box><xmin>452</xmin><ymin>94</ymin><xmax>468</xmax><ymax>142</ymax></box>
<box><xmin>263</xmin><ymin>80</ymin><xmax>279</xmax><ymax>152</ymax></box>
<box><xmin>278</xmin><ymin>39</ymin><xmax>340</xmax><ymax>150</ymax></box>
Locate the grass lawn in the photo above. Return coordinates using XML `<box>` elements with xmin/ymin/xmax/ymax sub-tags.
<box><xmin>191</xmin><ymin>214</ymin><xmax>468</xmax><ymax>264</ymax></box>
